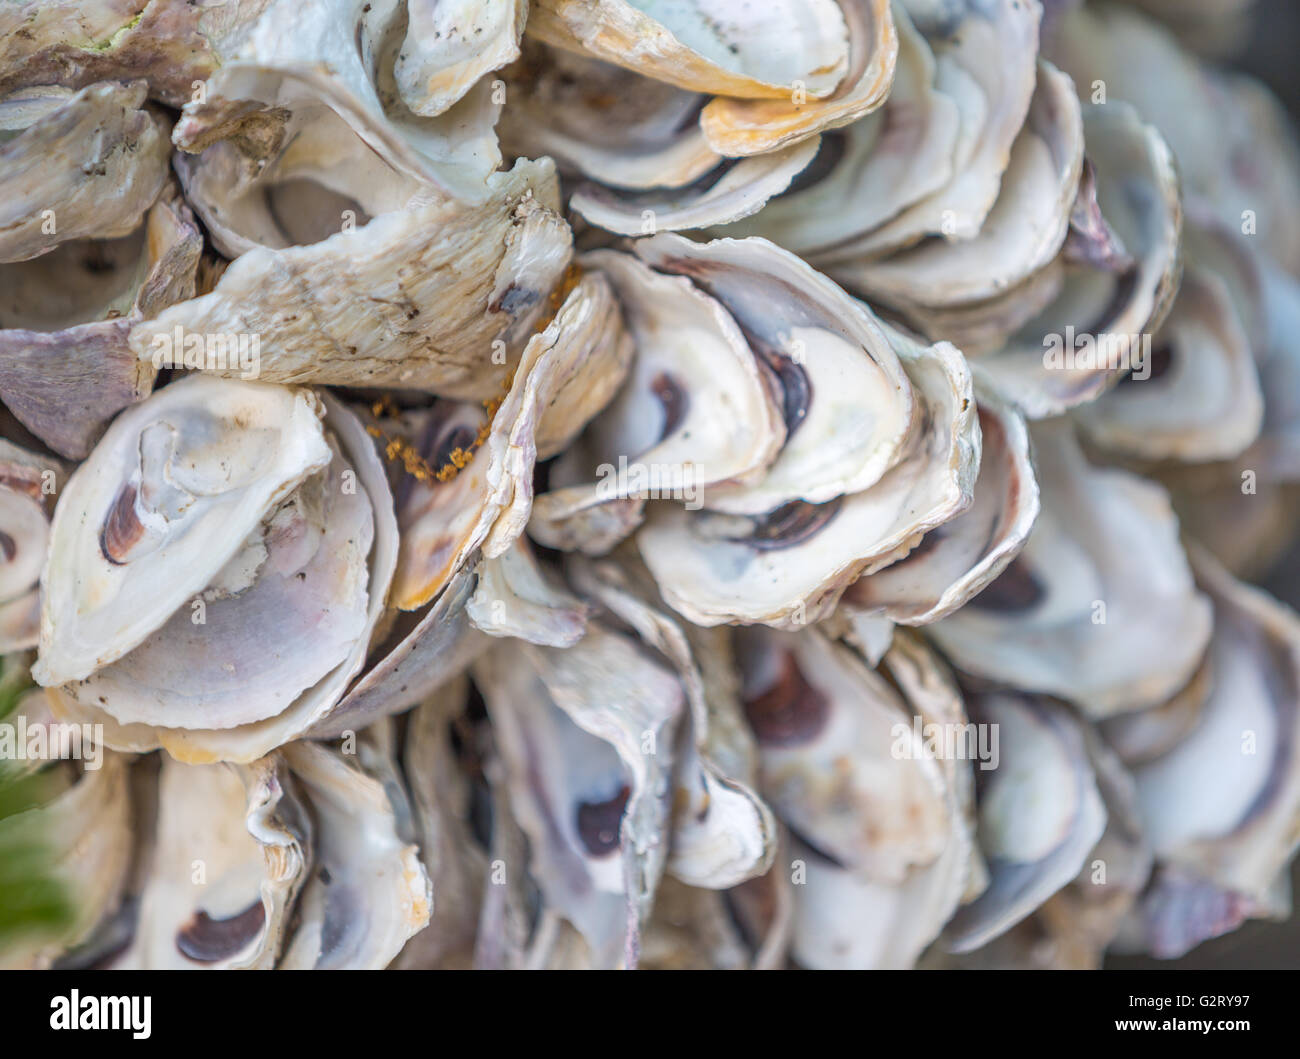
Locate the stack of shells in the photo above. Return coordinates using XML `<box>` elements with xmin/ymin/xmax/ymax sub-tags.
<box><xmin>0</xmin><ymin>0</ymin><xmax>1296</xmax><ymax>969</ymax></box>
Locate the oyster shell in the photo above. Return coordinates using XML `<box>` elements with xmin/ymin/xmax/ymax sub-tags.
<box><xmin>1117</xmin><ymin>546</ymin><xmax>1300</xmax><ymax>958</ymax></box>
<box><xmin>473</xmin><ymin>623</ymin><xmax>684</xmax><ymax>968</ymax></box>
<box><xmin>0</xmin><ymin>444</ymin><xmax>62</xmax><ymax>652</ymax></box>
<box><xmin>467</xmin><ymin>539</ymin><xmax>589</xmax><ymax>647</ymax></box>
<box><xmin>0</xmin><ymin>81</ymin><xmax>168</xmax><ymax>264</ymax></box>
<box><xmin>930</xmin><ymin>418</ymin><xmax>1212</xmax><ymax>718</ymax></box>
<box><xmin>110</xmin><ymin>725</ymin><xmax>427</xmax><ymax>969</ymax></box>
<box><xmin>1047</xmin><ymin>2</ymin><xmax>1300</xmax><ymax>277</ymax></box>
<box><xmin>0</xmin><ymin>184</ymin><xmax>201</xmax><ymax>458</ymax></box>
<box><xmin>569</xmin><ymin>138</ymin><xmax>823</xmax><ymax>235</ymax></box>
<box><xmin>943</xmin><ymin>689</ymin><xmax>1105</xmax><ymax>953</ymax></box>
<box><xmin>1</xmin><ymin>0</ymin><xmax>1299</xmax><ymax>975</ymax></box>
<box><xmin>733</xmin><ymin>628</ymin><xmax>975</xmax><ymax>967</ymax></box>
<box><xmin>500</xmin><ymin>43</ymin><xmax>723</xmax><ymax>193</ymax></box>
<box><xmin>1073</xmin><ymin>265</ymin><xmax>1263</xmax><ymax>462</ymax></box>
<box><xmin>380</xmin><ymin>267</ymin><xmax>631</xmax><ymax>614</ymax></box>
<box><xmin>534</xmin><ymin>234</ymin><xmax>985</xmax><ymax>629</ymax></box>
<box><xmin>168</xmin><ymin>0</ymin><xmax>516</xmax><ymax>198</ymax></box>
<box><xmin>835</xmin><ymin>371</ymin><xmax>1039</xmax><ymax>625</ymax></box>
<box><xmin>700</xmin><ymin>0</ymin><xmax>897</xmax><ymax>156</ymax></box>
<box><xmin>528</xmin><ymin>0</ymin><xmax>853</xmax><ymax>100</ymax></box>
<box><xmin>398</xmin><ymin>0</ymin><xmax>527</xmax><ymax>118</ymax></box>
<box><xmin>35</xmin><ymin>377</ymin><xmax>398</xmax><ymax>763</ymax></box>
<box><xmin>0</xmin><ymin>1</ymin><xmax>219</xmax><ymax>107</ymax></box>
<box><xmin>500</xmin><ymin>41</ymin><xmax>816</xmax><ymax>235</ymax></box>
<box><xmin>277</xmin><ymin>730</ymin><xmax>431</xmax><ymax>969</ymax></box>
<box><xmin>505</xmin><ymin>0</ymin><xmax>899</xmax><ymax>233</ymax></box>
<box><xmin>390</xmin><ymin>677</ymin><xmax>488</xmax><ymax>969</ymax></box>
<box><xmin>962</xmin><ymin>101</ymin><xmax>1183</xmax><ymax>416</ymax></box>
<box><xmin>712</xmin><ymin>3</ymin><xmax>1188</xmax><ymax>419</ymax></box>
<box><xmin>726</xmin><ymin>0</ymin><xmax>1040</xmax><ymax>262</ymax></box>
<box><xmin>129</xmin><ymin>160</ymin><xmax>573</xmax><ymax>401</ymax></box>
<box><xmin>567</xmin><ymin>551</ymin><xmax>776</xmax><ymax>889</ymax></box>
<box><xmin>113</xmin><ymin>753</ymin><xmax>308</xmax><ymax>969</ymax></box>
<box><xmin>932</xmin><ymin>718</ymin><xmax>1151</xmax><ymax>970</ymax></box>
<box><xmin>826</xmin><ymin>60</ymin><xmax>1084</xmax><ymax>317</ymax></box>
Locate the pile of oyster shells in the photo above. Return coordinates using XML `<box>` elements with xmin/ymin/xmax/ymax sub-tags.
<box><xmin>0</xmin><ymin>0</ymin><xmax>1297</xmax><ymax>970</ymax></box>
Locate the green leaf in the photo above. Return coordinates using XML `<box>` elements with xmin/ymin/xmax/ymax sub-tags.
<box><xmin>0</xmin><ymin>657</ymin><xmax>75</xmax><ymax>951</ymax></box>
